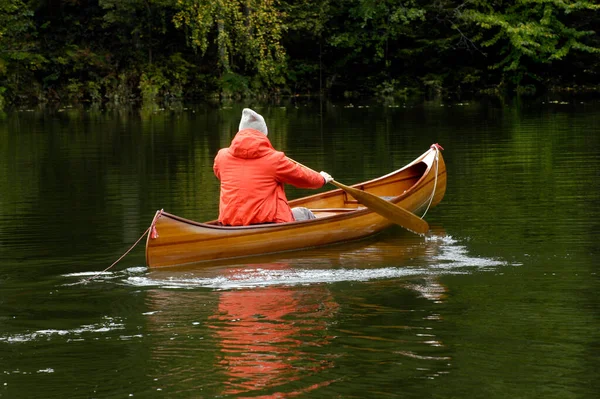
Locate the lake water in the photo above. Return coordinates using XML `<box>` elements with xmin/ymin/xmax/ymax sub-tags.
<box><xmin>1</xmin><ymin>97</ymin><xmax>599</xmax><ymax>398</ymax></box>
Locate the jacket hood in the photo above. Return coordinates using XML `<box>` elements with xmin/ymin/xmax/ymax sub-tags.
<box><xmin>228</xmin><ymin>129</ymin><xmax>274</xmax><ymax>159</ymax></box>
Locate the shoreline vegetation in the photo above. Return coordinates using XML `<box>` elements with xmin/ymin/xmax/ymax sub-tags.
<box><xmin>1</xmin><ymin>1</ymin><xmax>599</xmax><ymax>112</ymax></box>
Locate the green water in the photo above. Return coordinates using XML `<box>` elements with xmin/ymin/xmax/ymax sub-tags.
<box><xmin>1</xmin><ymin>98</ymin><xmax>599</xmax><ymax>398</ymax></box>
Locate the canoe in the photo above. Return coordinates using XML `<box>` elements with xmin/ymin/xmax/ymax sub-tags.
<box><xmin>145</xmin><ymin>144</ymin><xmax>446</xmax><ymax>268</ymax></box>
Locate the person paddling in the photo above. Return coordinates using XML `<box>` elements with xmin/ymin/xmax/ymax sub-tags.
<box><xmin>213</xmin><ymin>108</ymin><xmax>333</xmax><ymax>226</ymax></box>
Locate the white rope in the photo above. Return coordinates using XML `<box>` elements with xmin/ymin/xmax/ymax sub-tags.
<box><xmin>421</xmin><ymin>147</ymin><xmax>440</xmax><ymax>219</ymax></box>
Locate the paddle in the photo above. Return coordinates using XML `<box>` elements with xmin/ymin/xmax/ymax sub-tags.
<box><xmin>289</xmin><ymin>159</ymin><xmax>430</xmax><ymax>235</ymax></box>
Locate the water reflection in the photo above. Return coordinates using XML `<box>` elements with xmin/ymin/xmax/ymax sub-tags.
<box><xmin>20</xmin><ymin>228</ymin><xmax>511</xmax><ymax>396</ymax></box>
<box><xmin>137</xmin><ymin>229</ymin><xmax>485</xmax><ymax>396</ymax></box>
<box><xmin>143</xmin><ymin>268</ymin><xmax>339</xmax><ymax>397</ymax></box>
<box><xmin>211</xmin><ymin>265</ymin><xmax>339</xmax><ymax>396</ymax></box>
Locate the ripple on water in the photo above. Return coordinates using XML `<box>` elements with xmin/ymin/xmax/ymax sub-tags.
<box><xmin>57</xmin><ymin>234</ymin><xmax>513</xmax><ymax>291</ymax></box>
<box><xmin>0</xmin><ymin>316</ymin><xmax>127</xmax><ymax>343</ymax></box>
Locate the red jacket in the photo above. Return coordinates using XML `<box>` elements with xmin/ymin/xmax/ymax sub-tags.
<box><xmin>213</xmin><ymin>129</ymin><xmax>326</xmax><ymax>226</ymax></box>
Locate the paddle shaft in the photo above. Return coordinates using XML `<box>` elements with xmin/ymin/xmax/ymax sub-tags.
<box><xmin>289</xmin><ymin>159</ymin><xmax>429</xmax><ymax>235</ymax></box>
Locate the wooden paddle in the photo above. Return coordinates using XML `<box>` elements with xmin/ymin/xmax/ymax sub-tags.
<box><xmin>290</xmin><ymin>159</ymin><xmax>430</xmax><ymax>235</ymax></box>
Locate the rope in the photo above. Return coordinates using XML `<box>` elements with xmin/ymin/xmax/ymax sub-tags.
<box><xmin>83</xmin><ymin>209</ymin><xmax>163</xmax><ymax>284</ymax></box>
<box><xmin>82</xmin><ymin>225</ymin><xmax>151</xmax><ymax>284</ymax></box>
<box><xmin>421</xmin><ymin>145</ymin><xmax>441</xmax><ymax>219</ymax></box>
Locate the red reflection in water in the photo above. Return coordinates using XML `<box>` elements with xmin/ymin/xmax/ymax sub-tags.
<box><xmin>210</xmin><ymin>264</ymin><xmax>338</xmax><ymax>397</ymax></box>
<box><xmin>145</xmin><ymin>228</ymin><xmax>452</xmax><ymax>395</ymax></box>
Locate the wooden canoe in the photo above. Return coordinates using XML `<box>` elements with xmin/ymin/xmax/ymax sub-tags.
<box><xmin>145</xmin><ymin>144</ymin><xmax>447</xmax><ymax>268</ymax></box>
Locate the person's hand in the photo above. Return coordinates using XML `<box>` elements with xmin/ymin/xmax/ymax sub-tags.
<box><xmin>319</xmin><ymin>171</ymin><xmax>334</xmax><ymax>184</ymax></box>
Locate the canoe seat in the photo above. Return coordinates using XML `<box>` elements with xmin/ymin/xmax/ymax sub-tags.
<box><xmin>311</xmin><ymin>207</ymin><xmax>366</xmax><ymax>218</ymax></box>
<box><xmin>344</xmin><ymin>195</ymin><xmax>396</xmax><ymax>205</ymax></box>
<box><xmin>314</xmin><ymin>212</ymin><xmax>339</xmax><ymax>218</ymax></box>
<box><xmin>312</xmin><ymin>207</ymin><xmax>365</xmax><ymax>213</ymax></box>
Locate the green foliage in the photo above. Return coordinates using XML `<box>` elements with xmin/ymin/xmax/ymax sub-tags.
<box><xmin>220</xmin><ymin>71</ymin><xmax>250</xmax><ymax>98</ymax></box>
<box><xmin>86</xmin><ymin>80</ymin><xmax>103</xmax><ymax>103</ymax></box>
<box><xmin>138</xmin><ymin>53</ymin><xmax>195</xmax><ymax>108</ymax></box>
<box><xmin>373</xmin><ymin>79</ymin><xmax>417</xmax><ymax>102</ymax></box>
<box><xmin>139</xmin><ymin>67</ymin><xmax>167</xmax><ymax>105</ymax></box>
<box><xmin>105</xmin><ymin>72</ymin><xmax>136</xmax><ymax>106</ymax></box>
<box><xmin>173</xmin><ymin>0</ymin><xmax>287</xmax><ymax>86</ymax></box>
<box><xmin>327</xmin><ymin>0</ymin><xmax>425</xmax><ymax>62</ymax></box>
<box><xmin>0</xmin><ymin>0</ymin><xmax>599</xmax><ymax>107</ymax></box>
<box><xmin>460</xmin><ymin>0</ymin><xmax>600</xmax><ymax>87</ymax></box>
<box><xmin>420</xmin><ymin>73</ymin><xmax>444</xmax><ymax>93</ymax></box>
<box><xmin>0</xmin><ymin>0</ymin><xmax>47</xmax><ymax>104</ymax></box>
<box><xmin>100</xmin><ymin>0</ymin><xmax>173</xmax><ymax>63</ymax></box>
<box><xmin>0</xmin><ymin>86</ymin><xmax>5</xmax><ymax>111</ymax></box>
<box><xmin>286</xmin><ymin>61</ymin><xmax>320</xmax><ymax>93</ymax></box>
<box><xmin>317</xmin><ymin>0</ymin><xmax>462</xmax><ymax>97</ymax></box>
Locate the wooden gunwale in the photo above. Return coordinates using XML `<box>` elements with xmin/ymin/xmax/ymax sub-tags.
<box><xmin>148</xmin><ymin>206</ymin><xmax>367</xmax><ymax>249</ymax></box>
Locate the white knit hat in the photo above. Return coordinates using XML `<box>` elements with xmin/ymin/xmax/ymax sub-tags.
<box><xmin>238</xmin><ymin>108</ymin><xmax>268</xmax><ymax>136</ymax></box>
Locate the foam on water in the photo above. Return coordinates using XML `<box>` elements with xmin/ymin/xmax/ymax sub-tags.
<box><xmin>126</xmin><ymin>266</ymin><xmax>428</xmax><ymax>290</ymax></box>
<box><xmin>62</xmin><ymin>235</ymin><xmax>514</xmax><ymax>290</ymax></box>
<box><xmin>0</xmin><ymin>316</ymin><xmax>125</xmax><ymax>344</ymax></box>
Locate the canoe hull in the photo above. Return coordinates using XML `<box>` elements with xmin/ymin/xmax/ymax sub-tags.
<box><xmin>146</xmin><ymin>146</ymin><xmax>446</xmax><ymax>268</ymax></box>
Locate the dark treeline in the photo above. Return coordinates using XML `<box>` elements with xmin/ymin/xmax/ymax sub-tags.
<box><xmin>1</xmin><ymin>0</ymin><xmax>599</xmax><ymax>110</ymax></box>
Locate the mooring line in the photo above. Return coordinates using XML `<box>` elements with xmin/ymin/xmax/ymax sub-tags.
<box><xmin>83</xmin><ymin>209</ymin><xmax>163</xmax><ymax>284</ymax></box>
<box><xmin>83</xmin><ymin>226</ymin><xmax>150</xmax><ymax>284</ymax></box>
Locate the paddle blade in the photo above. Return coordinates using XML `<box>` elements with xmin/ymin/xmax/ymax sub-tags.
<box><xmin>331</xmin><ymin>181</ymin><xmax>429</xmax><ymax>235</ymax></box>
